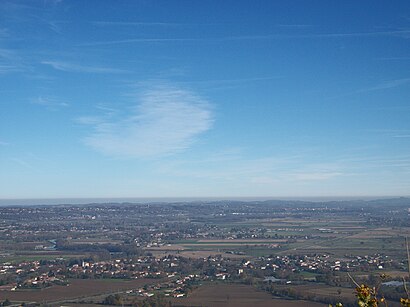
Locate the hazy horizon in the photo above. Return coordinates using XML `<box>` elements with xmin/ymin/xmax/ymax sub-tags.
<box><xmin>0</xmin><ymin>195</ymin><xmax>408</xmax><ymax>206</ymax></box>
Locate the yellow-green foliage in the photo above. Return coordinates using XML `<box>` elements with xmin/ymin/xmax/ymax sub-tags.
<box><xmin>330</xmin><ymin>281</ymin><xmax>409</xmax><ymax>307</ymax></box>
<box><xmin>355</xmin><ymin>284</ymin><xmax>385</xmax><ymax>307</ymax></box>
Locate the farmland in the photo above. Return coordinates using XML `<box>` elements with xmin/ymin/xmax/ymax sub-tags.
<box><xmin>0</xmin><ymin>198</ymin><xmax>409</xmax><ymax>306</ymax></box>
<box><xmin>168</xmin><ymin>284</ymin><xmax>325</xmax><ymax>307</ymax></box>
<box><xmin>0</xmin><ymin>279</ymin><xmax>159</xmax><ymax>304</ymax></box>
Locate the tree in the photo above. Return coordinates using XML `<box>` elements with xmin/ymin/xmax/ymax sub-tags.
<box><xmin>102</xmin><ymin>294</ymin><xmax>122</xmax><ymax>305</ymax></box>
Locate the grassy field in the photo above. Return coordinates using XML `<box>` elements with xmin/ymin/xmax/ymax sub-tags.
<box><xmin>0</xmin><ymin>278</ymin><xmax>161</xmax><ymax>304</ymax></box>
<box><xmin>168</xmin><ymin>283</ymin><xmax>326</xmax><ymax>307</ymax></box>
<box><xmin>162</xmin><ymin>222</ymin><xmax>410</xmax><ymax>260</ymax></box>
<box><xmin>272</xmin><ymin>283</ymin><xmax>402</xmax><ymax>307</ymax></box>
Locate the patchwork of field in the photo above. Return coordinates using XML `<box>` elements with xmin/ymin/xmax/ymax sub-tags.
<box><xmin>0</xmin><ymin>279</ymin><xmax>160</xmax><ymax>303</ymax></box>
<box><xmin>196</xmin><ymin>239</ymin><xmax>287</xmax><ymax>243</ymax></box>
<box><xmin>0</xmin><ymin>281</ymin><xmax>343</xmax><ymax>306</ymax></box>
<box><xmin>274</xmin><ymin>283</ymin><xmax>355</xmax><ymax>301</ymax></box>
<box><xmin>177</xmin><ymin>250</ymin><xmax>251</xmax><ymax>259</ymax></box>
<box><xmin>349</xmin><ymin>227</ymin><xmax>410</xmax><ymax>239</ymax></box>
<box><xmin>148</xmin><ymin>239</ymin><xmax>285</xmax><ymax>258</ymax></box>
<box><xmin>0</xmin><ymin>201</ymin><xmax>408</xmax><ymax>306</ymax></box>
<box><xmin>169</xmin><ymin>284</ymin><xmax>325</xmax><ymax>307</ymax></box>
<box><xmin>272</xmin><ymin>283</ymin><xmax>402</xmax><ymax>307</ymax></box>
<box><xmin>148</xmin><ymin>222</ymin><xmax>410</xmax><ymax>262</ymax></box>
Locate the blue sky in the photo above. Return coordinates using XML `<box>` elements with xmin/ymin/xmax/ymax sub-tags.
<box><xmin>1</xmin><ymin>0</ymin><xmax>410</xmax><ymax>199</ymax></box>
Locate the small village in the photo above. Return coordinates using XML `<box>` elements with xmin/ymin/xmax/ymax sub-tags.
<box><xmin>0</xmin><ymin>250</ymin><xmax>404</xmax><ymax>299</ymax></box>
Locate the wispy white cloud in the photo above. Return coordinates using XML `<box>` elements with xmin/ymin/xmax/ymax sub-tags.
<box><xmin>47</xmin><ymin>20</ymin><xmax>61</xmax><ymax>33</ymax></box>
<box><xmin>358</xmin><ymin>78</ymin><xmax>410</xmax><ymax>93</ymax></box>
<box><xmin>290</xmin><ymin>171</ymin><xmax>343</xmax><ymax>181</ymax></box>
<box><xmin>0</xmin><ymin>48</ymin><xmax>15</xmax><ymax>59</ymax></box>
<box><xmin>11</xmin><ymin>158</ymin><xmax>34</xmax><ymax>170</ymax></box>
<box><xmin>35</xmin><ymin>17</ymin><xmax>66</xmax><ymax>34</ymax></box>
<box><xmin>178</xmin><ymin>76</ymin><xmax>279</xmax><ymax>86</ymax></box>
<box><xmin>152</xmin><ymin>148</ymin><xmax>410</xmax><ymax>196</ymax></box>
<box><xmin>75</xmin><ymin>105</ymin><xmax>119</xmax><ymax>125</ymax></box>
<box><xmin>157</xmin><ymin>153</ymin><xmax>344</xmax><ymax>183</ymax></box>
<box><xmin>31</xmin><ymin>96</ymin><xmax>69</xmax><ymax>108</ymax></box>
<box><xmin>376</xmin><ymin>56</ymin><xmax>410</xmax><ymax>61</ymax></box>
<box><xmin>75</xmin><ymin>116</ymin><xmax>104</xmax><ymax>125</ymax></box>
<box><xmin>0</xmin><ymin>64</ymin><xmax>20</xmax><ymax>73</ymax></box>
<box><xmin>0</xmin><ymin>48</ymin><xmax>27</xmax><ymax>74</ymax></box>
<box><xmin>0</xmin><ymin>141</ymin><xmax>9</xmax><ymax>146</ymax></box>
<box><xmin>277</xmin><ymin>24</ymin><xmax>314</xmax><ymax>28</ymax></box>
<box><xmin>303</xmin><ymin>29</ymin><xmax>410</xmax><ymax>38</ymax></box>
<box><xmin>366</xmin><ymin>129</ymin><xmax>410</xmax><ymax>138</ymax></box>
<box><xmin>79</xmin><ymin>38</ymin><xmax>199</xmax><ymax>47</ymax></box>
<box><xmin>225</xmin><ymin>29</ymin><xmax>410</xmax><ymax>41</ymax></box>
<box><xmin>90</xmin><ymin>21</ymin><xmax>225</xmax><ymax>28</ymax></box>
<box><xmin>44</xmin><ymin>0</ymin><xmax>63</xmax><ymax>5</ymax></box>
<box><xmin>250</xmin><ymin>170</ymin><xmax>342</xmax><ymax>185</ymax></box>
<box><xmin>81</xmin><ymin>84</ymin><xmax>213</xmax><ymax>158</ymax></box>
<box><xmin>133</xmin><ymin>76</ymin><xmax>280</xmax><ymax>92</ymax></box>
<box><xmin>42</xmin><ymin>60</ymin><xmax>128</xmax><ymax>74</ymax></box>
<box><xmin>91</xmin><ymin>21</ymin><xmax>183</xmax><ymax>27</ymax></box>
<box><xmin>0</xmin><ymin>28</ymin><xmax>8</xmax><ymax>37</ymax></box>
<box><xmin>328</xmin><ymin>77</ymin><xmax>410</xmax><ymax>100</ymax></box>
<box><xmin>79</xmin><ymin>29</ymin><xmax>410</xmax><ymax>46</ymax></box>
<box><xmin>392</xmin><ymin>134</ymin><xmax>410</xmax><ymax>138</ymax></box>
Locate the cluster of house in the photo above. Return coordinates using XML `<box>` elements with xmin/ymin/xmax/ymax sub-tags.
<box><xmin>253</xmin><ymin>253</ymin><xmax>396</xmax><ymax>274</ymax></box>
<box><xmin>0</xmin><ymin>252</ymin><xmax>403</xmax><ymax>295</ymax></box>
<box><xmin>0</xmin><ymin>253</ymin><xmax>236</xmax><ymax>297</ymax></box>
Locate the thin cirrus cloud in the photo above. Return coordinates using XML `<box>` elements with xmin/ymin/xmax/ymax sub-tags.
<box><xmin>159</xmin><ymin>154</ymin><xmax>345</xmax><ymax>183</ymax></box>
<box><xmin>78</xmin><ymin>29</ymin><xmax>410</xmax><ymax>47</ymax></box>
<box><xmin>31</xmin><ymin>96</ymin><xmax>69</xmax><ymax>108</ymax></box>
<box><xmin>91</xmin><ymin>21</ymin><xmax>184</xmax><ymax>27</ymax></box>
<box><xmin>392</xmin><ymin>134</ymin><xmax>410</xmax><ymax>138</ymax></box>
<box><xmin>41</xmin><ymin>60</ymin><xmax>128</xmax><ymax>74</ymax></box>
<box><xmin>82</xmin><ymin>85</ymin><xmax>213</xmax><ymax>158</ymax></box>
<box><xmin>0</xmin><ymin>28</ymin><xmax>8</xmax><ymax>37</ymax></box>
<box><xmin>0</xmin><ymin>48</ymin><xmax>26</xmax><ymax>74</ymax></box>
<box><xmin>290</xmin><ymin>171</ymin><xmax>343</xmax><ymax>181</ymax></box>
<box><xmin>358</xmin><ymin>78</ymin><xmax>410</xmax><ymax>93</ymax></box>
